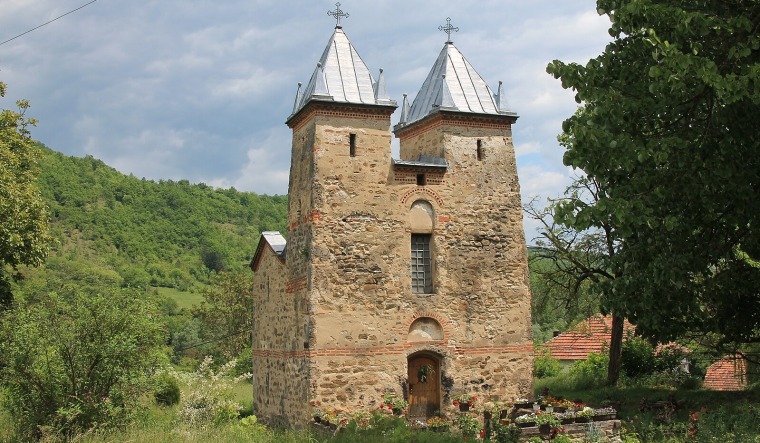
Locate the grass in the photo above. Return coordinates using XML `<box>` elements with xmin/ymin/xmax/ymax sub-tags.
<box><xmin>1</xmin><ymin>373</ymin><xmax>758</xmax><ymax>442</ymax></box>
<box><xmin>154</xmin><ymin>286</ymin><xmax>204</xmax><ymax>310</ymax></box>
<box><xmin>536</xmin><ymin>374</ymin><xmax>760</xmax><ymax>442</ymax></box>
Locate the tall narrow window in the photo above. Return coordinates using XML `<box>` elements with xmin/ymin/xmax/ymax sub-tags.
<box><xmin>476</xmin><ymin>139</ymin><xmax>484</xmax><ymax>161</ymax></box>
<box><xmin>349</xmin><ymin>133</ymin><xmax>356</xmax><ymax>157</ymax></box>
<box><xmin>411</xmin><ymin>234</ymin><xmax>433</xmax><ymax>293</ymax></box>
<box><xmin>417</xmin><ymin>173</ymin><xmax>426</xmax><ymax>186</ymax></box>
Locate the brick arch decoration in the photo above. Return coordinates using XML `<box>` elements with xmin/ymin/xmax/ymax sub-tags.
<box><xmin>401</xmin><ymin>187</ymin><xmax>444</xmax><ymax>207</ymax></box>
<box><xmin>404</xmin><ymin>311</ymin><xmax>453</xmax><ymax>343</ymax></box>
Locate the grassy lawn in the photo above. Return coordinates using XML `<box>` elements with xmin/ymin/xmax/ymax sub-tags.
<box><xmin>154</xmin><ymin>286</ymin><xmax>205</xmax><ymax>310</ymax></box>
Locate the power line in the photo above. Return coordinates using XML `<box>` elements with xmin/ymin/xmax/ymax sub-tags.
<box><xmin>0</xmin><ymin>0</ymin><xmax>99</xmax><ymax>47</ymax></box>
<box><xmin>175</xmin><ymin>327</ymin><xmax>252</xmax><ymax>352</ymax></box>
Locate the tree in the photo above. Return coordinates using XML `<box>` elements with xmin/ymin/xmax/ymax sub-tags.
<box><xmin>526</xmin><ymin>176</ymin><xmax>626</xmax><ymax>385</ymax></box>
<box><xmin>193</xmin><ymin>268</ymin><xmax>256</xmax><ymax>358</ymax></box>
<box><xmin>0</xmin><ymin>81</ymin><xmax>53</xmax><ymax>307</ymax></box>
<box><xmin>0</xmin><ymin>288</ymin><xmax>166</xmax><ymax>440</ymax></box>
<box><xmin>546</xmin><ymin>0</ymin><xmax>760</xmax><ymax>362</ymax></box>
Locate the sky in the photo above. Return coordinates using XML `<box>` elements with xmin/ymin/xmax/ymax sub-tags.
<box><xmin>0</xmin><ymin>0</ymin><xmax>612</xmax><ymax>240</ymax></box>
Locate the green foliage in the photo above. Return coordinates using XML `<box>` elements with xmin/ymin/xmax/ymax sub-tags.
<box><xmin>546</xmin><ymin>0</ymin><xmax>760</xmax><ymax>353</ymax></box>
<box><xmin>15</xmin><ymin>146</ymin><xmax>287</xmax><ymax>300</ymax></box>
<box><xmin>492</xmin><ymin>421</ymin><xmax>521</xmax><ymax>443</ymax></box>
<box><xmin>153</xmin><ymin>372</ymin><xmax>181</xmax><ymax>407</ymax></box>
<box><xmin>0</xmin><ymin>288</ymin><xmax>166</xmax><ymax>440</ymax></box>
<box><xmin>695</xmin><ymin>403</ymin><xmax>760</xmax><ymax>442</ymax></box>
<box><xmin>621</xmin><ymin>336</ymin><xmax>658</xmax><ymax>379</ymax></box>
<box><xmin>534</xmin><ymin>348</ymin><xmax>563</xmax><ymax>379</ymax></box>
<box><xmin>0</xmin><ymin>81</ymin><xmax>53</xmax><ymax>307</ymax></box>
<box><xmin>192</xmin><ymin>269</ymin><xmax>256</xmax><ymax>358</ymax></box>
<box><xmin>175</xmin><ymin>357</ymin><xmax>251</xmax><ymax>429</ymax></box>
<box><xmin>453</xmin><ymin>412</ymin><xmax>480</xmax><ymax>438</ymax></box>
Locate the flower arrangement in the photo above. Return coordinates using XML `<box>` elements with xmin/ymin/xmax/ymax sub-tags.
<box><xmin>455</xmin><ymin>412</ymin><xmax>481</xmax><ymax>437</ymax></box>
<box><xmin>350</xmin><ymin>411</ymin><xmax>372</xmax><ymax>430</ymax></box>
<box><xmin>534</xmin><ymin>411</ymin><xmax>561</xmax><ymax>429</ymax></box>
<box><xmin>452</xmin><ymin>394</ymin><xmax>478</xmax><ymax>408</ymax></box>
<box><xmin>555</xmin><ymin>398</ymin><xmax>576</xmax><ymax>409</ymax></box>
<box><xmin>576</xmin><ymin>407</ymin><xmax>594</xmax><ymax>420</ymax></box>
<box><xmin>426</xmin><ymin>415</ymin><xmax>450</xmax><ymax>429</ymax></box>
<box><xmin>514</xmin><ymin>413</ymin><xmax>537</xmax><ymax>423</ymax></box>
<box><xmin>380</xmin><ymin>392</ymin><xmax>408</xmax><ymax>411</ymax></box>
<box><xmin>594</xmin><ymin>406</ymin><xmax>616</xmax><ymax>416</ymax></box>
<box><xmin>314</xmin><ymin>407</ymin><xmax>346</xmax><ymax>426</ymax></box>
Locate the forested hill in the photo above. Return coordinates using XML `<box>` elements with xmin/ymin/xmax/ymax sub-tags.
<box><xmin>19</xmin><ymin>144</ymin><xmax>288</xmax><ymax>294</ymax></box>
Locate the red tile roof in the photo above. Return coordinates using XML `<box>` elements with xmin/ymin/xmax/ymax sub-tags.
<box><xmin>541</xmin><ymin>315</ymin><xmax>635</xmax><ymax>361</ymax></box>
<box><xmin>704</xmin><ymin>355</ymin><xmax>747</xmax><ymax>391</ymax></box>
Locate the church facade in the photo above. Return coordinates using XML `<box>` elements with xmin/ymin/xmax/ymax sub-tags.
<box><xmin>250</xmin><ymin>13</ymin><xmax>533</xmax><ymax>427</ymax></box>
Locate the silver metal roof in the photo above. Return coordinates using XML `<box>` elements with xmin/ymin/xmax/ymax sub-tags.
<box><xmin>397</xmin><ymin>42</ymin><xmax>516</xmax><ymax>127</ymax></box>
<box><xmin>392</xmin><ymin>155</ymin><xmax>448</xmax><ymax>169</ymax></box>
<box><xmin>261</xmin><ymin>231</ymin><xmax>286</xmax><ymax>257</ymax></box>
<box><xmin>291</xmin><ymin>27</ymin><xmax>395</xmax><ymax>116</ymax></box>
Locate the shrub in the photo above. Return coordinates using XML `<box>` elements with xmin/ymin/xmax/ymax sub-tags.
<box><xmin>622</xmin><ymin>335</ymin><xmax>657</xmax><ymax>378</ymax></box>
<box><xmin>175</xmin><ymin>356</ymin><xmax>251</xmax><ymax>428</ymax></box>
<box><xmin>534</xmin><ymin>348</ymin><xmax>562</xmax><ymax>378</ymax></box>
<box><xmin>153</xmin><ymin>372</ymin><xmax>181</xmax><ymax>406</ymax></box>
<box><xmin>559</xmin><ymin>351</ymin><xmax>609</xmax><ymax>389</ymax></box>
<box><xmin>0</xmin><ymin>289</ymin><xmax>165</xmax><ymax>440</ymax></box>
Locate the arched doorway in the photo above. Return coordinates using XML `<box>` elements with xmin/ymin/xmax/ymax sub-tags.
<box><xmin>407</xmin><ymin>352</ymin><xmax>442</xmax><ymax>421</ymax></box>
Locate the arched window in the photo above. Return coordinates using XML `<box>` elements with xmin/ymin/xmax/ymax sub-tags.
<box><xmin>410</xmin><ymin>201</ymin><xmax>434</xmax><ymax>293</ymax></box>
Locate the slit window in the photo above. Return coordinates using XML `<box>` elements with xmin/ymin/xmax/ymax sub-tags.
<box><xmin>349</xmin><ymin>133</ymin><xmax>356</xmax><ymax>157</ymax></box>
<box><xmin>417</xmin><ymin>173</ymin><xmax>426</xmax><ymax>186</ymax></box>
<box><xmin>411</xmin><ymin>234</ymin><xmax>433</xmax><ymax>293</ymax></box>
<box><xmin>476</xmin><ymin>139</ymin><xmax>484</xmax><ymax>161</ymax></box>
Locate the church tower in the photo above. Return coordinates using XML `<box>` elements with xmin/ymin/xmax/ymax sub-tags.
<box><xmin>251</xmin><ymin>10</ymin><xmax>532</xmax><ymax>427</ymax></box>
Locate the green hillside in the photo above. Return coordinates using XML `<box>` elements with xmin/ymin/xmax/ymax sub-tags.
<box><xmin>14</xmin><ymin>144</ymin><xmax>287</xmax><ymax>298</ymax></box>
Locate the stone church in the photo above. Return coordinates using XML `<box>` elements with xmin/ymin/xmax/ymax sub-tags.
<box><xmin>250</xmin><ymin>9</ymin><xmax>533</xmax><ymax>427</ymax></box>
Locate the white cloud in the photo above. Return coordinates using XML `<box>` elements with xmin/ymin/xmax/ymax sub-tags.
<box><xmin>0</xmin><ymin>0</ymin><xmax>611</xmax><ymax>211</ymax></box>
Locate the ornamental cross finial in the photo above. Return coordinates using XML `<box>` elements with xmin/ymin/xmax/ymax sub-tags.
<box><xmin>438</xmin><ymin>17</ymin><xmax>459</xmax><ymax>42</ymax></box>
<box><xmin>328</xmin><ymin>3</ymin><xmax>349</xmax><ymax>28</ymax></box>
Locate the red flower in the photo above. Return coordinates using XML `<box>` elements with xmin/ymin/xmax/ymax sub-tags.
<box><xmin>473</xmin><ymin>396</ymin><xmax>478</xmax><ymax>401</ymax></box>
<box><xmin>468</xmin><ymin>401</ymin><xmax>473</xmax><ymax>407</ymax></box>
<box><xmin>453</xmin><ymin>400</ymin><xmax>460</xmax><ymax>406</ymax></box>
<box><xmin>479</xmin><ymin>429</ymin><xmax>486</xmax><ymax>438</ymax></box>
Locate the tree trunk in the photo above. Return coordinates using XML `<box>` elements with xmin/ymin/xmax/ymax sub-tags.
<box><xmin>607</xmin><ymin>314</ymin><xmax>624</xmax><ymax>385</ymax></box>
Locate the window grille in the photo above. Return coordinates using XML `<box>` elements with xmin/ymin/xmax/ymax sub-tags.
<box><xmin>411</xmin><ymin>234</ymin><xmax>433</xmax><ymax>293</ymax></box>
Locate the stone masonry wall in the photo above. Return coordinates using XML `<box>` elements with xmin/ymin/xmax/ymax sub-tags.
<box><xmin>299</xmin><ymin>111</ymin><xmax>533</xmax><ymax>416</ymax></box>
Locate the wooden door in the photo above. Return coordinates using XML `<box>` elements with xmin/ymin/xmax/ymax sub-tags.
<box><xmin>407</xmin><ymin>355</ymin><xmax>441</xmax><ymax>420</ymax></box>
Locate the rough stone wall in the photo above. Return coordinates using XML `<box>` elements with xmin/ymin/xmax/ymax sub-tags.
<box><xmin>301</xmin><ymin>111</ymin><xmax>533</xmax><ymax>414</ymax></box>
<box><xmin>251</xmin><ymin>248</ymin><xmax>311</xmax><ymax>427</ymax></box>
<box><xmin>254</xmin><ymin>103</ymin><xmax>533</xmax><ymax>425</ymax></box>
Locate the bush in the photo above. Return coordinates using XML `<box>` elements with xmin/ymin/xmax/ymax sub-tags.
<box><xmin>534</xmin><ymin>348</ymin><xmax>562</xmax><ymax>378</ymax></box>
<box><xmin>565</xmin><ymin>351</ymin><xmax>609</xmax><ymax>389</ymax></box>
<box><xmin>696</xmin><ymin>403</ymin><xmax>760</xmax><ymax>442</ymax></box>
<box><xmin>175</xmin><ymin>356</ymin><xmax>251</xmax><ymax>428</ymax></box>
<box><xmin>0</xmin><ymin>289</ymin><xmax>165</xmax><ymax>440</ymax></box>
<box><xmin>622</xmin><ymin>335</ymin><xmax>657</xmax><ymax>378</ymax></box>
<box><xmin>153</xmin><ymin>372</ymin><xmax>181</xmax><ymax>406</ymax></box>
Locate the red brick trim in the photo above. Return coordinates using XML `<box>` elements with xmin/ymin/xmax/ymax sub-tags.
<box><xmin>287</xmin><ymin>102</ymin><xmax>396</xmax><ymax>131</ymax></box>
<box><xmin>401</xmin><ymin>187</ymin><xmax>444</xmax><ymax>206</ymax></box>
<box><xmin>252</xmin><ymin>343</ymin><xmax>534</xmax><ymax>359</ymax></box>
<box><xmin>285</xmin><ymin>277</ymin><xmax>307</xmax><ymax>293</ymax></box>
<box><xmin>394</xmin><ymin>111</ymin><xmax>516</xmax><ymax>141</ymax></box>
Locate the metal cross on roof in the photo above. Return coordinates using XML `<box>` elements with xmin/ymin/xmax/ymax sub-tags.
<box><xmin>328</xmin><ymin>3</ymin><xmax>349</xmax><ymax>28</ymax></box>
<box><xmin>438</xmin><ymin>17</ymin><xmax>459</xmax><ymax>42</ymax></box>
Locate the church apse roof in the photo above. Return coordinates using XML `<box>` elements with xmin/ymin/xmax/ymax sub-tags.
<box><xmin>250</xmin><ymin>231</ymin><xmax>286</xmax><ymax>272</ymax></box>
<box><xmin>289</xmin><ymin>26</ymin><xmax>395</xmax><ymax>120</ymax></box>
<box><xmin>395</xmin><ymin>35</ymin><xmax>517</xmax><ymax>130</ymax></box>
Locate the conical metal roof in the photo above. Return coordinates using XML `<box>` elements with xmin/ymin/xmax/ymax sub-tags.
<box><xmin>291</xmin><ymin>27</ymin><xmax>394</xmax><ymax>117</ymax></box>
<box><xmin>398</xmin><ymin>41</ymin><xmax>515</xmax><ymax>127</ymax></box>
